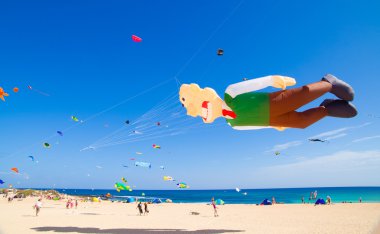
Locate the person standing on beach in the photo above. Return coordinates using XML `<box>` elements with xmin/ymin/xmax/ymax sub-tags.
<box><xmin>34</xmin><ymin>199</ymin><xmax>42</xmax><ymax>216</ymax></box>
<box><xmin>137</xmin><ymin>202</ymin><xmax>143</xmax><ymax>216</ymax></box>
<box><xmin>272</xmin><ymin>197</ymin><xmax>276</xmax><ymax>205</ymax></box>
<box><xmin>301</xmin><ymin>196</ymin><xmax>305</xmax><ymax>204</ymax></box>
<box><xmin>313</xmin><ymin>190</ymin><xmax>318</xmax><ymax>199</ymax></box>
<box><xmin>326</xmin><ymin>196</ymin><xmax>331</xmax><ymax>205</ymax></box>
<box><xmin>211</xmin><ymin>198</ymin><xmax>218</xmax><ymax>217</ymax></box>
<box><xmin>75</xmin><ymin>199</ymin><xmax>78</xmax><ymax>209</ymax></box>
<box><xmin>144</xmin><ymin>202</ymin><xmax>149</xmax><ymax>215</ymax></box>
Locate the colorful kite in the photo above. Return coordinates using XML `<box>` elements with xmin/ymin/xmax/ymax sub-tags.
<box><xmin>0</xmin><ymin>87</ymin><xmax>9</xmax><ymax>101</ymax></box>
<box><xmin>163</xmin><ymin>176</ymin><xmax>174</xmax><ymax>181</ymax></box>
<box><xmin>122</xmin><ymin>177</ymin><xmax>127</xmax><ymax>183</ymax></box>
<box><xmin>179</xmin><ymin>74</ymin><xmax>357</xmax><ymax>130</ymax></box>
<box><xmin>71</xmin><ymin>116</ymin><xmax>79</xmax><ymax>122</ymax></box>
<box><xmin>177</xmin><ymin>182</ymin><xmax>189</xmax><ymax>189</ymax></box>
<box><xmin>13</xmin><ymin>87</ymin><xmax>19</xmax><ymax>93</ymax></box>
<box><xmin>11</xmin><ymin>168</ymin><xmax>19</xmax><ymax>173</ymax></box>
<box><xmin>132</xmin><ymin>35</ymin><xmax>142</xmax><ymax>42</ymax></box>
<box><xmin>152</xmin><ymin>144</ymin><xmax>161</xmax><ymax>149</ymax></box>
<box><xmin>114</xmin><ymin>182</ymin><xmax>130</xmax><ymax>192</ymax></box>
<box><xmin>135</xmin><ymin>161</ymin><xmax>151</xmax><ymax>168</ymax></box>
<box><xmin>217</xmin><ymin>49</ymin><xmax>224</xmax><ymax>56</ymax></box>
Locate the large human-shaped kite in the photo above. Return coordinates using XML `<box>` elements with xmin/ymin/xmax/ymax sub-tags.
<box><xmin>179</xmin><ymin>74</ymin><xmax>357</xmax><ymax>130</ymax></box>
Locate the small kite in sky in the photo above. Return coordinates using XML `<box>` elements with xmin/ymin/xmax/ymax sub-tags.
<box><xmin>27</xmin><ymin>85</ymin><xmax>50</xmax><ymax>96</ymax></box>
<box><xmin>28</xmin><ymin>156</ymin><xmax>35</xmax><ymax>162</ymax></box>
<box><xmin>132</xmin><ymin>35</ymin><xmax>142</xmax><ymax>42</ymax></box>
<box><xmin>122</xmin><ymin>177</ymin><xmax>127</xmax><ymax>183</ymax></box>
<box><xmin>308</xmin><ymin>138</ymin><xmax>328</xmax><ymax>143</ymax></box>
<box><xmin>163</xmin><ymin>176</ymin><xmax>174</xmax><ymax>181</ymax></box>
<box><xmin>11</xmin><ymin>168</ymin><xmax>19</xmax><ymax>173</ymax></box>
<box><xmin>71</xmin><ymin>116</ymin><xmax>79</xmax><ymax>122</ymax></box>
<box><xmin>217</xmin><ymin>48</ymin><xmax>224</xmax><ymax>56</ymax></box>
<box><xmin>136</xmin><ymin>152</ymin><xmax>143</xmax><ymax>155</ymax></box>
<box><xmin>0</xmin><ymin>87</ymin><xmax>9</xmax><ymax>101</ymax></box>
<box><xmin>177</xmin><ymin>182</ymin><xmax>189</xmax><ymax>189</ymax></box>
<box><xmin>43</xmin><ymin>143</ymin><xmax>51</xmax><ymax>148</ymax></box>
<box><xmin>0</xmin><ymin>179</ymin><xmax>5</xmax><ymax>184</ymax></box>
<box><xmin>275</xmin><ymin>151</ymin><xmax>280</xmax><ymax>156</ymax></box>
<box><xmin>13</xmin><ymin>87</ymin><xmax>19</xmax><ymax>93</ymax></box>
<box><xmin>57</xmin><ymin>131</ymin><xmax>63</xmax><ymax>136</ymax></box>
<box><xmin>135</xmin><ymin>161</ymin><xmax>151</xmax><ymax>168</ymax></box>
<box><xmin>160</xmin><ymin>166</ymin><xmax>165</xmax><ymax>170</ymax></box>
<box><xmin>153</xmin><ymin>144</ymin><xmax>161</xmax><ymax>149</ymax></box>
<box><xmin>125</xmin><ymin>120</ymin><xmax>130</xmax><ymax>124</ymax></box>
<box><xmin>122</xmin><ymin>165</ymin><xmax>128</xmax><ymax>168</ymax></box>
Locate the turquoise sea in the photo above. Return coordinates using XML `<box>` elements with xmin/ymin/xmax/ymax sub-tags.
<box><xmin>50</xmin><ymin>187</ymin><xmax>380</xmax><ymax>204</ymax></box>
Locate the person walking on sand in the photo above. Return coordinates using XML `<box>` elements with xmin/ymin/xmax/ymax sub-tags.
<box><xmin>137</xmin><ymin>202</ymin><xmax>143</xmax><ymax>216</ymax></box>
<box><xmin>144</xmin><ymin>202</ymin><xmax>149</xmax><ymax>215</ymax></box>
<box><xmin>34</xmin><ymin>199</ymin><xmax>42</xmax><ymax>216</ymax></box>
<box><xmin>272</xmin><ymin>196</ymin><xmax>276</xmax><ymax>205</ymax></box>
<box><xmin>75</xmin><ymin>199</ymin><xmax>78</xmax><ymax>209</ymax></box>
<box><xmin>211</xmin><ymin>198</ymin><xmax>218</xmax><ymax>217</ymax></box>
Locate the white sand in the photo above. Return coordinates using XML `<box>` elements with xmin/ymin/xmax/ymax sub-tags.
<box><xmin>1</xmin><ymin>197</ymin><xmax>380</xmax><ymax>234</ymax></box>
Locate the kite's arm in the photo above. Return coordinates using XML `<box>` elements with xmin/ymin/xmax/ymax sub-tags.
<box><xmin>225</xmin><ymin>75</ymin><xmax>296</xmax><ymax>98</ymax></box>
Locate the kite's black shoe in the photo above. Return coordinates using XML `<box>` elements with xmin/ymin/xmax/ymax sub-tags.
<box><xmin>320</xmin><ymin>99</ymin><xmax>358</xmax><ymax>118</ymax></box>
<box><xmin>322</xmin><ymin>74</ymin><xmax>354</xmax><ymax>101</ymax></box>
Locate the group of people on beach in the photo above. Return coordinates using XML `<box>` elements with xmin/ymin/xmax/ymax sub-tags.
<box><xmin>66</xmin><ymin>198</ymin><xmax>78</xmax><ymax>209</ymax></box>
<box><xmin>137</xmin><ymin>202</ymin><xmax>149</xmax><ymax>215</ymax></box>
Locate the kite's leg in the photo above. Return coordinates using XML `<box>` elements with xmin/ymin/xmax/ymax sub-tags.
<box><xmin>270</xmin><ymin>107</ymin><xmax>328</xmax><ymax>129</ymax></box>
<box><xmin>269</xmin><ymin>81</ymin><xmax>331</xmax><ymax>116</ymax></box>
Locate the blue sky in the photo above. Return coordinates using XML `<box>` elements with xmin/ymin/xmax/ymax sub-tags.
<box><xmin>1</xmin><ymin>0</ymin><xmax>380</xmax><ymax>189</ymax></box>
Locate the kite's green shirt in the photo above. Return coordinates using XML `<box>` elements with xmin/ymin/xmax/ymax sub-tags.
<box><xmin>224</xmin><ymin>92</ymin><xmax>270</xmax><ymax>127</ymax></box>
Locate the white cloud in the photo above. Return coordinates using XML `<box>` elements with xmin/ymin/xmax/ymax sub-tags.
<box><xmin>266</xmin><ymin>141</ymin><xmax>303</xmax><ymax>152</ymax></box>
<box><xmin>325</xmin><ymin>133</ymin><xmax>347</xmax><ymax>141</ymax></box>
<box><xmin>251</xmin><ymin>150</ymin><xmax>380</xmax><ymax>188</ymax></box>
<box><xmin>352</xmin><ymin>135</ymin><xmax>380</xmax><ymax>143</ymax></box>
<box><xmin>309</xmin><ymin>122</ymin><xmax>371</xmax><ymax>140</ymax></box>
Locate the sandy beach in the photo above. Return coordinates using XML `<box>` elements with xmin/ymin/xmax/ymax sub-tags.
<box><xmin>1</xmin><ymin>197</ymin><xmax>380</xmax><ymax>234</ymax></box>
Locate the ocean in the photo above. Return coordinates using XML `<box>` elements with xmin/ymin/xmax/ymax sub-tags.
<box><xmin>50</xmin><ymin>187</ymin><xmax>380</xmax><ymax>204</ymax></box>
